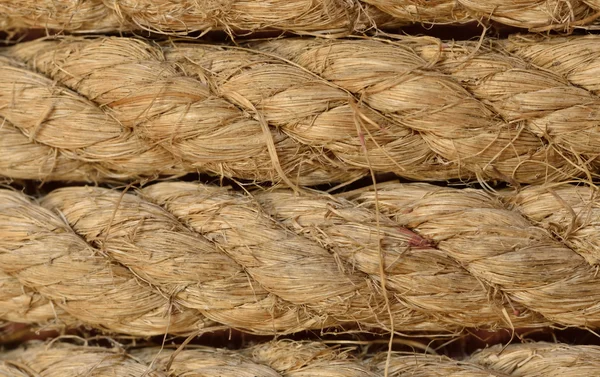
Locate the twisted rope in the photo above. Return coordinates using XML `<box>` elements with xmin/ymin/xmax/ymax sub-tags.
<box><xmin>1</xmin><ymin>181</ymin><xmax>600</xmax><ymax>336</ymax></box>
<box><xmin>1</xmin><ymin>0</ymin><xmax>599</xmax><ymax>34</ymax></box>
<box><xmin>3</xmin><ymin>35</ymin><xmax>600</xmax><ymax>186</ymax></box>
<box><xmin>1</xmin><ymin>340</ymin><xmax>599</xmax><ymax>376</ymax></box>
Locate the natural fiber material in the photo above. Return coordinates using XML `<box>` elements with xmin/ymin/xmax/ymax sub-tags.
<box><xmin>2</xmin><ymin>181</ymin><xmax>600</xmax><ymax>336</ymax></box>
<box><xmin>1</xmin><ymin>0</ymin><xmax>599</xmax><ymax>34</ymax></box>
<box><xmin>3</xmin><ymin>35</ymin><xmax>600</xmax><ymax>186</ymax></box>
<box><xmin>0</xmin><ymin>0</ymin><xmax>399</xmax><ymax>36</ymax></box>
<box><xmin>1</xmin><ymin>340</ymin><xmax>600</xmax><ymax>376</ymax></box>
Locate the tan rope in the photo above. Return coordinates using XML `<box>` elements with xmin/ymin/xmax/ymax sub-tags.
<box><xmin>1</xmin><ymin>0</ymin><xmax>599</xmax><ymax>33</ymax></box>
<box><xmin>3</xmin><ymin>35</ymin><xmax>600</xmax><ymax>186</ymax></box>
<box><xmin>2</xmin><ymin>181</ymin><xmax>600</xmax><ymax>336</ymax></box>
<box><xmin>1</xmin><ymin>340</ymin><xmax>600</xmax><ymax>376</ymax></box>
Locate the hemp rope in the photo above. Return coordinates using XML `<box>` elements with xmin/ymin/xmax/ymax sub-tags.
<box><xmin>1</xmin><ymin>0</ymin><xmax>600</xmax><ymax>34</ymax></box>
<box><xmin>1</xmin><ymin>340</ymin><xmax>599</xmax><ymax>376</ymax></box>
<box><xmin>2</xmin><ymin>181</ymin><xmax>600</xmax><ymax>336</ymax></box>
<box><xmin>3</xmin><ymin>35</ymin><xmax>600</xmax><ymax>186</ymax></box>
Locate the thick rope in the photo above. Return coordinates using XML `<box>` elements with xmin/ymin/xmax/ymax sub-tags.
<box><xmin>1</xmin><ymin>340</ymin><xmax>599</xmax><ymax>376</ymax></box>
<box><xmin>3</xmin><ymin>35</ymin><xmax>600</xmax><ymax>185</ymax></box>
<box><xmin>2</xmin><ymin>181</ymin><xmax>600</xmax><ymax>336</ymax></box>
<box><xmin>1</xmin><ymin>0</ymin><xmax>599</xmax><ymax>33</ymax></box>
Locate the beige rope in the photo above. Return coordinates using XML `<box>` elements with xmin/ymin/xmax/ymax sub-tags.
<box><xmin>2</xmin><ymin>181</ymin><xmax>600</xmax><ymax>336</ymax></box>
<box><xmin>1</xmin><ymin>340</ymin><xmax>600</xmax><ymax>376</ymax></box>
<box><xmin>3</xmin><ymin>35</ymin><xmax>600</xmax><ymax>186</ymax></box>
<box><xmin>1</xmin><ymin>0</ymin><xmax>599</xmax><ymax>33</ymax></box>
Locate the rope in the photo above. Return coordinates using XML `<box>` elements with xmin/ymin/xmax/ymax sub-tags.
<box><xmin>1</xmin><ymin>0</ymin><xmax>599</xmax><ymax>34</ymax></box>
<box><xmin>1</xmin><ymin>340</ymin><xmax>599</xmax><ymax>376</ymax></box>
<box><xmin>1</xmin><ymin>181</ymin><xmax>599</xmax><ymax>336</ymax></box>
<box><xmin>3</xmin><ymin>35</ymin><xmax>600</xmax><ymax>185</ymax></box>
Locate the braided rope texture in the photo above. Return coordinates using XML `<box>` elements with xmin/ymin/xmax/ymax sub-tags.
<box><xmin>1</xmin><ymin>181</ymin><xmax>599</xmax><ymax>336</ymax></box>
<box><xmin>3</xmin><ymin>35</ymin><xmax>600</xmax><ymax>185</ymax></box>
<box><xmin>1</xmin><ymin>340</ymin><xmax>600</xmax><ymax>376</ymax></box>
<box><xmin>1</xmin><ymin>0</ymin><xmax>600</xmax><ymax>33</ymax></box>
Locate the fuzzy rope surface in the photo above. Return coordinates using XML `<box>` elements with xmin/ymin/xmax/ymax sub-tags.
<box><xmin>1</xmin><ymin>340</ymin><xmax>600</xmax><ymax>376</ymax></box>
<box><xmin>3</xmin><ymin>35</ymin><xmax>600</xmax><ymax>186</ymax></box>
<box><xmin>1</xmin><ymin>181</ymin><xmax>600</xmax><ymax>336</ymax></box>
<box><xmin>1</xmin><ymin>0</ymin><xmax>599</xmax><ymax>33</ymax></box>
